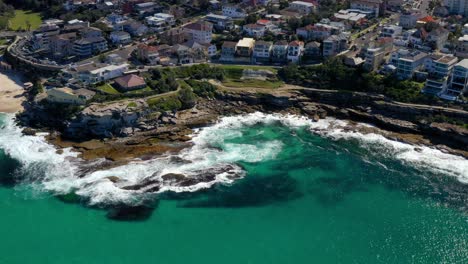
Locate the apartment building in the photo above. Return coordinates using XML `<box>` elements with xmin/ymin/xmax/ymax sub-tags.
<box><xmin>243</xmin><ymin>23</ymin><xmax>266</xmax><ymax>38</ymax></box>
<box><xmin>442</xmin><ymin>59</ymin><xmax>468</xmax><ymax>100</ymax></box>
<box><xmin>184</xmin><ymin>21</ymin><xmax>213</xmax><ymax>44</ymax></box>
<box><xmin>236</xmin><ymin>38</ymin><xmax>256</xmax><ymax>57</ymax></box>
<box><xmin>350</xmin><ymin>0</ymin><xmax>384</xmax><ymax>17</ymax></box>
<box><xmin>380</xmin><ymin>25</ymin><xmax>402</xmax><ymax>38</ymax></box>
<box><xmin>73</xmin><ymin>37</ymin><xmax>108</xmax><ymax>58</ymax></box>
<box><xmin>391</xmin><ymin>49</ymin><xmax>428</xmax><ymax>79</ymax></box>
<box><xmin>253</xmin><ymin>41</ymin><xmax>273</xmax><ymax>61</ymax></box>
<box><xmin>287</xmin><ymin>40</ymin><xmax>305</xmax><ymax>63</ymax></box>
<box><xmin>423</xmin><ymin>55</ymin><xmax>458</xmax><ymax>95</ymax></box>
<box><xmin>222</xmin><ymin>5</ymin><xmax>247</xmax><ymax>18</ymax></box>
<box><xmin>323</xmin><ymin>34</ymin><xmax>349</xmax><ymax>57</ymax></box>
<box><xmin>445</xmin><ymin>0</ymin><xmax>468</xmax><ymax>16</ymax></box>
<box><xmin>289</xmin><ymin>1</ymin><xmax>317</xmax><ymax>15</ymax></box>
<box><xmin>205</xmin><ymin>14</ymin><xmax>235</xmax><ymax>30</ymax></box>
<box><xmin>363</xmin><ymin>38</ymin><xmax>393</xmax><ymax>71</ymax></box>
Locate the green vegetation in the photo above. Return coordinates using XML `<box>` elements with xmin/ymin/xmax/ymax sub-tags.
<box><xmin>96</xmin><ymin>83</ymin><xmax>120</xmax><ymax>95</ymax></box>
<box><xmin>8</xmin><ymin>10</ymin><xmax>42</xmax><ymax>31</ymax></box>
<box><xmin>185</xmin><ymin>80</ymin><xmax>217</xmax><ymax>98</ymax></box>
<box><xmin>127</xmin><ymin>102</ymin><xmax>137</xmax><ymax>108</ymax></box>
<box><xmin>126</xmin><ymin>86</ymin><xmax>153</xmax><ymax>95</ymax></box>
<box><xmin>278</xmin><ymin>57</ymin><xmax>434</xmax><ymax>103</ymax></box>
<box><xmin>147</xmin><ymin>94</ymin><xmax>182</xmax><ymax>111</ymax></box>
<box><xmin>171</xmin><ymin>64</ymin><xmax>225</xmax><ymax>80</ymax></box>
<box><xmin>221</xmin><ymin>65</ymin><xmax>283</xmax><ymax>89</ymax></box>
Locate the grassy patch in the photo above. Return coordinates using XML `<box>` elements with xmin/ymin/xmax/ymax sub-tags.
<box><xmin>8</xmin><ymin>10</ymin><xmax>42</xmax><ymax>31</ymax></box>
<box><xmin>147</xmin><ymin>94</ymin><xmax>182</xmax><ymax>111</ymax></box>
<box><xmin>127</xmin><ymin>102</ymin><xmax>137</xmax><ymax>108</ymax></box>
<box><xmin>219</xmin><ymin>65</ymin><xmax>282</xmax><ymax>88</ymax></box>
<box><xmin>219</xmin><ymin>64</ymin><xmax>279</xmax><ymax>73</ymax></box>
<box><xmin>96</xmin><ymin>83</ymin><xmax>120</xmax><ymax>95</ymax></box>
<box><xmin>222</xmin><ymin>79</ymin><xmax>284</xmax><ymax>89</ymax></box>
<box><xmin>125</xmin><ymin>86</ymin><xmax>153</xmax><ymax>95</ymax></box>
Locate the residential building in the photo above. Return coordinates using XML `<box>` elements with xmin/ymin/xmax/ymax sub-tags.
<box><xmin>426</xmin><ymin>27</ymin><xmax>449</xmax><ymax>50</ymax></box>
<box><xmin>243</xmin><ymin>23</ymin><xmax>266</xmax><ymax>38</ymax></box>
<box><xmin>67</xmin><ymin>62</ymin><xmax>129</xmax><ymax>84</ymax></box>
<box><xmin>271</xmin><ymin>40</ymin><xmax>289</xmax><ymax>62</ymax></box>
<box><xmin>222</xmin><ymin>5</ymin><xmax>247</xmax><ymax>18</ymax></box>
<box><xmin>380</xmin><ymin>25</ymin><xmax>402</xmax><ymax>38</ymax></box>
<box><xmin>174</xmin><ymin>44</ymin><xmax>194</xmax><ymax>64</ymax></box>
<box><xmin>73</xmin><ymin>37</ymin><xmax>108</xmax><ymax>58</ymax></box>
<box><xmin>253</xmin><ymin>40</ymin><xmax>273</xmax><ymax>61</ymax></box>
<box><xmin>221</xmin><ymin>41</ymin><xmax>237</xmax><ymax>60</ymax></box>
<box><xmin>153</xmin><ymin>13</ymin><xmax>175</xmax><ymax>26</ymax></box>
<box><xmin>399</xmin><ymin>12</ymin><xmax>422</xmax><ymax>29</ymax></box>
<box><xmin>445</xmin><ymin>0</ymin><xmax>468</xmax><ymax>16</ymax></box>
<box><xmin>391</xmin><ymin>49</ymin><xmax>428</xmax><ymax>79</ymax></box>
<box><xmin>49</xmin><ymin>33</ymin><xmax>77</xmax><ymax>59</ymax></box>
<box><xmin>46</xmin><ymin>87</ymin><xmax>95</xmax><ymax>105</ymax></box>
<box><xmin>236</xmin><ymin>38</ymin><xmax>255</xmax><ymax>57</ymax></box>
<box><xmin>134</xmin><ymin>2</ymin><xmax>161</xmax><ymax>17</ymax></box>
<box><xmin>161</xmin><ymin>28</ymin><xmax>186</xmax><ymax>45</ymax></box>
<box><xmin>145</xmin><ymin>16</ymin><xmax>167</xmax><ymax>32</ymax></box>
<box><xmin>114</xmin><ymin>74</ymin><xmax>147</xmax><ymax>91</ymax></box>
<box><xmin>289</xmin><ymin>1</ymin><xmax>317</xmax><ymax>15</ymax></box>
<box><xmin>205</xmin><ymin>14</ymin><xmax>234</xmax><ymax>30</ymax></box>
<box><xmin>456</xmin><ymin>35</ymin><xmax>468</xmax><ymax>58</ymax></box>
<box><xmin>363</xmin><ymin>37</ymin><xmax>394</xmax><ymax>71</ymax></box>
<box><xmin>110</xmin><ymin>31</ymin><xmax>132</xmax><ymax>45</ymax></box>
<box><xmin>350</xmin><ymin>0</ymin><xmax>384</xmax><ymax>17</ymax></box>
<box><xmin>440</xmin><ymin>59</ymin><xmax>468</xmax><ymax>100</ymax></box>
<box><xmin>123</xmin><ymin>21</ymin><xmax>148</xmax><ymax>37</ymax></box>
<box><xmin>184</xmin><ymin>21</ymin><xmax>213</xmax><ymax>44</ymax></box>
<box><xmin>287</xmin><ymin>40</ymin><xmax>305</xmax><ymax>63</ymax></box>
<box><xmin>333</xmin><ymin>10</ymin><xmax>368</xmax><ymax>24</ymax></box>
<box><xmin>136</xmin><ymin>44</ymin><xmax>160</xmax><ymax>65</ymax></box>
<box><xmin>304</xmin><ymin>41</ymin><xmax>321</xmax><ymax>59</ymax></box>
<box><xmin>206</xmin><ymin>44</ymin><xmax>217</xmax><ymax>57</ymax></box>
<box><xmin>323</xmin><ymin>34</ymin><xmax>349</xmax><ymax>57</ymax></box>
<box><xmin>81</xmin><ymin>27</ymin><xmax>103</xmax><ymax>38</ymax></box>
<box><xmin>423</xmin><ymin>54</ymin><xmax>458</xmax><ymax>95</ymax></box>
<box><xmin>296</xmin><ymin>24</ymin><xmax>332</xmax><ymax>41</ymax></box>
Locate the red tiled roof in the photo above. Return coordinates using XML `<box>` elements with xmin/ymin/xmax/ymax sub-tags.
<box><xmin>184</xmin><ymin>21</ymin><xmax>213</xmax><ymax>31</ymax></box>
<box><xmin>289</xmin><ymin>40</ymin><xmax>304</xmax><ymax>46</ymax></box>
<box><xmin>138</xmin><ymin>43</ymin><xmax>158</xmax><ymax>52</ymax></box>
<box><xmin>257</xmin><ymin>19</ymin><xmax>271</xmax><ymax>25</ymax></box>
<box><xmin>418</xmin><ymin>16</ymin><xmax>436</xmax><ymax>23</ymax></box>
<box><xmin>114</xmin><ymin>74</ymin><xmax>146</xmax><ymax>89</ymax></box>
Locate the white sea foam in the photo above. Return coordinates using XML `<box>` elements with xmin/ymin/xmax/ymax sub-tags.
<box><xmin>0</xmin><ymin>112</ymin><xmax>467</xmax><ymax>205</ymax></box>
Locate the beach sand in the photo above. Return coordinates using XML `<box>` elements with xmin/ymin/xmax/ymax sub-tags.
<box><xmin>0</xmin><ymin>71</ymin><xmax>25</xmax><ymax>113</ymax></box>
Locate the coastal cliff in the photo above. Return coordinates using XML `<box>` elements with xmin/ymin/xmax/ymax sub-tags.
<box><xmin>18</xmin><ymin>86</ymin><xmax>468</xmax><ymax>160</ymax></box>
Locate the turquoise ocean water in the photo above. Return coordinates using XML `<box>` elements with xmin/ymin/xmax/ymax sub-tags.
<box><xmin>0</xmin><ymin>112</ymin><xmax>467</xmax><ymax>264</ymax></box>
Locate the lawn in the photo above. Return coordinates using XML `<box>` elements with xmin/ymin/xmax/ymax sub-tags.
<box><xmin>222</xmin><ymin>79</ymin><xmax>284</xmax><ymax>89</ymax></box>
<box><xmin>218</xmin><ymin>65</ymin><xmax>283</xmax><ymax>89</ymax></box>
<box><xmin>96</xmin><ymin>83</ymin><xmax>121</xmax><ymax>95</ymax></box>
<box><xmin>126</xmin><ymin>86</ymin><xmax>153</xmax><ymax>95</ymax></box>
<box><xmin>8</xmin><ymin>10</ymin><xmax>42</xmax><ymax>31</ymax></box>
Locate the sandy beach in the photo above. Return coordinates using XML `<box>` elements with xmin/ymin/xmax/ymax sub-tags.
<box><xmin>0</xmin><ymin>70</ymin><xmax>25</xmax><ymax>113</ymax></box>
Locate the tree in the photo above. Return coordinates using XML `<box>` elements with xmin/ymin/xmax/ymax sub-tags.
<box><xmin>178</xmin><ymin>86</ymin><xmax>196</xmax><ymax>109</ymax></box>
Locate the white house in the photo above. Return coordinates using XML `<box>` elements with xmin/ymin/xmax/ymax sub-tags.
<box><xmin>287</xmin><ymin>40</ymin><xmax>305</xmax><ymax>63</ymax></box>
<box><xmin>184</xmin><ymin>21</ymin><xmax>213</xmax><ymax>44</ymax></box>
<box><xmin>243</xmin><ymin>23</ymin><xmax>266</xmax><ymax>38</ymax></box>
<box><xmin>289</xmin><ymin>1</ymin><xmax>317</xmax><ymax>15</ymax></box>
<box><xmin>109</xmin><ymin>31</ymin><xmax>132</xmax><ymax>45</ymax></box>
<box><xmin>222</xmin><ymin>5</ymin><xmax>247</xmax><ymax>18</ymax></box>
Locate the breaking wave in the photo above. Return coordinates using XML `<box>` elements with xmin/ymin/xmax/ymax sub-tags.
<box><xmin>0</xmin><ymin>112</ymin><xmax>467</xmax><ymax>205</ymax></box>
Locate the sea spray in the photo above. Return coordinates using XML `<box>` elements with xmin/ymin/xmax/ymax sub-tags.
<box><xmin>0</xmin><ymin>112</ymin><xmax>467</xmax><ymax>206</ymax></box>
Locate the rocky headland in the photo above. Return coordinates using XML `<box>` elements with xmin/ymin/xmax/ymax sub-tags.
<box><xmin>17</xmin><ymin>85</ymin><xmax>468</xmax><ymax>165</ymax></box>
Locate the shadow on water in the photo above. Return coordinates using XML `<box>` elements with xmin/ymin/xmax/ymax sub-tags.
<box><xmin>56</xmin><ymin>191</ymin><xmax>159</xmax><ymax>222</ymax></box>
<box><xmin>306</xmin><ymin>155</ymin><xmax>468</xmax><ymax>212</ymax></box>
<box><xmin>0</xmin><ymin>150</ymin><xmax>21</xmax><ymax>187</ymax></box>
<box><xmin>174</xmin><ymin>174</ymin><xmax>303</xmax><ymax>208</ymax></box>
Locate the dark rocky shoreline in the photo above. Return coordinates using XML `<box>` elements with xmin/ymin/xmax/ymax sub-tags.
<box><xmin>17</xmin><ymin>87</ymin><xmax>468</xmax><ymax>163</ymax></box>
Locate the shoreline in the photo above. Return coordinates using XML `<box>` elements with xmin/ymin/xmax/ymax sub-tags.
<box><xmin>0</xmin><ymin>70</ymin><xmax>26</xmax><ymax>113</ymax></box>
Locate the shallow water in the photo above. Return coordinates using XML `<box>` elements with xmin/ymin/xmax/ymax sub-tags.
<box><xmin>0</xmin><ymin>113</ymin><xmax>467</xmax><ymax>263</ymax></box>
